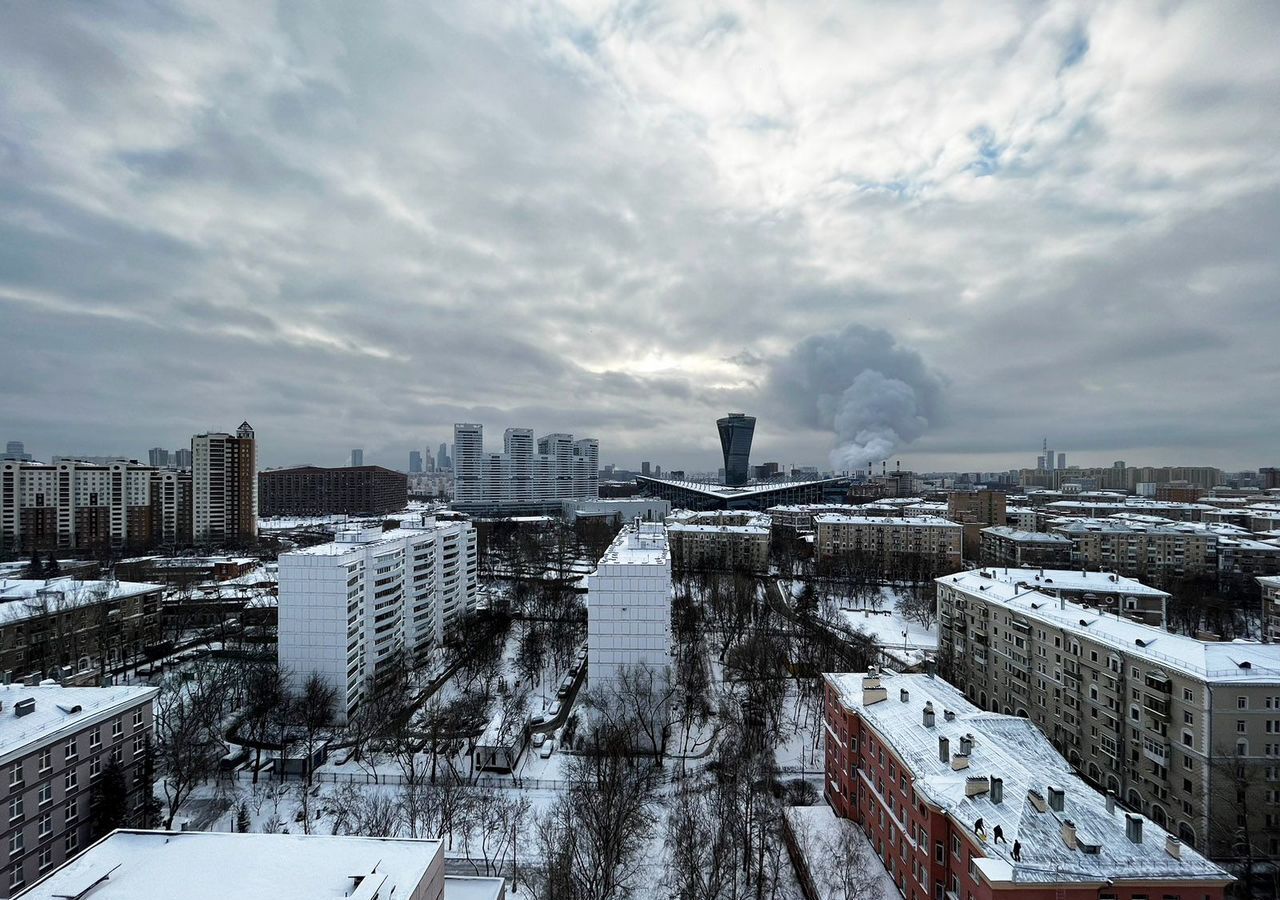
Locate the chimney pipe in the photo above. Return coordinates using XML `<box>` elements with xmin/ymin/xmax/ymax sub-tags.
<box><xmin>1061</xmin><ymin>819</ymin><xmax>1078</xmax><ymax>850</ymax></box>
<box><xmin>1165</xmin><ymin>835</ymin><xmax>1181</xmax><ymax>859</ymax></box>
<box><xmin>939</xmin><ymin>736</ymin><xmax>950</xmax><ymax>763</ymax></box>
<box><xmin>1048</xmin><ymin>786</ymin><xmax>1064</xmax><ymax>812</ymax></box>
<box><xmin>923</xmin><ymin>702</ymin><xmax>935</xmax><ymax>727</ymax></box>
<box><xmin>1105</xmin><ymin>791</ymin><xmax>1116</xmax><ymax>814</ymax></box>
<box><xmin>959</xmin><ymin>733</ymin><xmax>974</xmax><ymax>755</ymax></box>
<box><xmin>990</xmin><ymin>777</ymin><xmax>1003</xmax><ymax>804</ymax></box>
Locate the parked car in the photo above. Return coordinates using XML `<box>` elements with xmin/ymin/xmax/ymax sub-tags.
<box><xmin>531</xmin><ymin>732</ymin><xmax>547</xmax><ymax>748</ymax></box>
<box><xmin>546</xmin><ymin>700</ymin><xmax>562</xmax><ymax>719</ymax></box>
<box><xmin>539</xmin><ymin>739</ymin><xmax>555</xmax><ymax>759</ymax></box>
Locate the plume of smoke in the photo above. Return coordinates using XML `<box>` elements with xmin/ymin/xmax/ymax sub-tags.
<box><xmin>765</xmin><ymin>325</ymin><xmax>944</xmax><ymax>472</ymax></box>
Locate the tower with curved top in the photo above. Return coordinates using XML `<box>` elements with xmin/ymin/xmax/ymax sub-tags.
<box><xmin>717</xmin><ymin>413</ymin><xmax>756</xmax><ymax>487</ymax></box>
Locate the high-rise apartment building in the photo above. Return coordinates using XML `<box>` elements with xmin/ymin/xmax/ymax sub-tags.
<box><xmin>408</xmin><ymin>450</ymin><xmax>423</xmax><ymax>474</ymax></box>
<box><xmin>259</xmin><ymin>466</ymin><xmax>407</xmax><ymax>517</ymax></box>
<box><xmin>716</xmin><ymin>413</ymin><xmax>755</xmax><ymax>486</ymax></box>
<box><xmin>0</xmin><ymin>683</ymin><xmax>158</xmax><ymax>897</ymax></box>
<box><xmin>822</xmin><ymin>671</ymin><xmax>1232</xmax><ymax>900</ymax></box>
<box><xmin>148</xmin><ymin>468</ymin><xmax>192</xmax><ymax>546</ymax></box>
<box><xmin>937</xmin><ymin>568</ymin><xmax>1280</xmax><ymax>858</ymax></box>
<box><xmin>437</xmin><ymin>442</ymin><xmax>451</xmax><ymax>471</ymax></box>
<box><xmin>452</xmin><ymin>423</ymin><xmax>598</xmax><ymax>514</ymax></box>
<box><xmin>173</xmin><ymin>448</ymin><xmax>192</xmax><ymax>469</ymax></box>
<box><xmin>277</xmin><ymin>518</ymin><xmax>477</xmax><ymax>722</ymax></box>
<box><xmin>348</xmin><ymin>449</ymin><xmax>363</xmax><ymax>468</ymax></box>
<box><xmin>191</xmin><ymin>422</ymin><xmax>256</xmax><ymax>545</ymax></box>
<box><xmin>146</xmin><ymin>448</ymin><xmax>170</xmax><ymax>468</ymax></box>
<box><xmin>587</xmin><ymin>523</ymin><xmax>671</xmax><ymax>689</ymax></box>
<box><xmin>2</xmin><ymin>443</ymin><xmax>32</xmax><ymax>462</ymax></box>
<box><xmin>1</xmin><ymin>460</ymin><xmax>157</xmax><ymax>551</ymax></box>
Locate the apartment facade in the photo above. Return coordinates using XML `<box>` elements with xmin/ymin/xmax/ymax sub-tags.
<box><xmin>822</xmin><ymin>671</ymin><xmax>1231</xmax><ymax>900</ymax></box>
<box><xmin>1261</xmin><ymin>576</ymin><xmax>1280</xmax><ymax>643</ymax></box>
<box><xmin>814</xmin><ymin>515</ymin><xmax>962</xmax><ymax>571</ymax></box>
<box><xmin>258</xmin><ymin>465</ymin><xmax>407</xmax><ymax>517</ymax></box>
<box><xmin>0</xmin><ymin>579</ymin><xmax>163</xmax><ymax>684</ymax></box>
<box><xmin>0</xmin><ymin>460</ymin><xmax>188</xmax><ymax>553</ymax></box>
<box><xmin>0</xmin><ymin>684</ymin><xmax>158</xmax><ymax>899</ymax></box>
<box><xmin>1054</xmin><ymin>520</ymin><xmax>1218</xmax><ymax>579</ymax></box>
<box><xmin>665</xmin><ymin>510</ymin><xmax>770</xmax><ymax>573</ymax></box>
<box><xmin>191</xmin><ymin>423</ymin><xmax>256</xmax><ymax>545</ymax></box>
<box><xmin>586</xmin><ymin>523</ymin><xmax>671</xmax><ymax>688</ymax></box>
<box><xmin>937</xmin><ymin>569</ymin><xmax>1280</xmax><ymax>858</ymax></box>
<box><xmin>277</xmin><ymin>519</ymin><xmax>477</xmax><ymax>722</ymax></box>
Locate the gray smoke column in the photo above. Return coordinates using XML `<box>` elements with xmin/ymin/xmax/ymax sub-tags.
<box><xmin>766</xmin><ymin>325</ymin><xmax>944</xmax><ymax>472</ymax></box>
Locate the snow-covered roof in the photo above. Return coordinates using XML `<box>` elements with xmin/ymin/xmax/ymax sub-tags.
<box><xmin>0</xmin><ymin>578</ymin><xmax>162</xmax><ymax>626</ymax></box>
<box><xmin>1053</xmin><ymin>519</ymin><xmax>1216</xmax><ymax>537</ymax></box>
<box><xmin>825</xmin><ymin>672</ymin><xmax>1230</xmax><ymax>887</ymax></box>
<box><xmin>1258</xmin><ymin>575</ymin><xmax>1280</xmax><ymax>591</ymax></box>
<box><xmin>596</xmin><ymin>522</ymin><xmax>669</xmax><ymax>566</ymax></box>
<box><xmin>639</xmin><ymin>476</ymin><xmax>844</xmax><ymax>498</ymax></box>
<box><xmin>814</xmin><ymin>514</ymin><xmax>961</xmax><ymax>529</ymax></box>
<box><xmin>17</xmin><ymin>830</ymin><xmax>449</xmax><ymax>900</ymax></box>
<box><xmin>0</xmin><ymin>684</ymin><xmax>157</xmax><ymax>763</ymax></box>
<box><xmin>973</xmin><ymin>567</ymin><xmax>1169</xmax><ymax>599</ymax></box>
<box><xmin>940</xmin><ymin>570</ymin><xmax>1280</xmax><ymax>681</ymax></box>
<box><xmin>981</xmin><ymin>526</ymin><xmax>1071</xmax><ymax>545</ymax></box>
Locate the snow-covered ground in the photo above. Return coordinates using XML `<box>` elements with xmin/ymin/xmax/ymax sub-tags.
<box><xmin>784</xmin><ymin>804</ymin><xmax>898</xmax><ymax>900</ymax></box>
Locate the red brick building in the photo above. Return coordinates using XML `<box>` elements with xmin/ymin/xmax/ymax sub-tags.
<box><xmin>823</xmin><ymin>671</ymin><xmax>1232</xmax><ymax>900</ymax></box>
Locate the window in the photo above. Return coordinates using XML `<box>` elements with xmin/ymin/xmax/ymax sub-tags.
<box><xmin>1184</xmin><ymin>711</ymin><xmax>1194</xmax><ymax>725</ymax></box>
<box><xmin>112</xmin><ymin>718</ymin><xmax>123</xmax><ymax>738</ymax></box>
<box><xmin>89</xmin><ymin>757</ymin><xmax>101</xmax><ymax>779</ymax></box>
<box><xmin>64</xmin><ymin>799</ymin><xmax>76</xmax><ymax>826</ymax></box>
<box><xmin>38</xmin><ymin>748</ymin><xmax>50</xmax><ymax>772</ymax></box>
<box><xmin>64</xmin><ymin>770</ymin><xmax>77</xmax><ymax>792</ymax></box>
<box><xmin>1183</xmin><ymin>688</ymin><xmax>1194</xmax><ymax>702</ymax></box>
<box><xmin>133</xmin><ymin>735</ymin><xmax>144</xmax><ymax>756</ymax></box>
<box><xmin>7</xmin><ymin>763</ymin><xmax>20</xmax><ymax>788</ymax></box>
<box><xmin>8</xmin><ymin>831</ymin><xmax>21</xmax><ymax>856</ymax></box>
<box><xmin>89</xmin><ymin>728</ymin><xmax>101</xmax><ymax>750</ymax></box>
<box><xmin>8</xmin><ymin>864</ymin><xmax>21</xmax><ymax>891</ymax></box>
<box><xmin>64</xmin><ymin>832</ymin><xmax>78</xmax><ymax>855</ymax></box>
<box><xmin>1238</xmin><ymin>697</ymin><xmax>1249</xmax><ymax>710</ymax></box>
<box><xmin>38</xmin><ymin>845</ymin><xmax>52</xmax><ymax>870</ymax></box>
<box><xmin>8</xmin><ymin>796</ymin><xmax>21</xmax><ymax>822</ymax></box>
<box><xmin>64</xmin><ymin>736</ymin><xmax>77</xmax><ymax>760</ymax></box>
<box><xmin>38</xmin><ymin>782</ymin><xmax>51</xmax><ymax>806</ymax></box>
<box><xmin>132</xmin><ymin>709</ymin><xmax>143</xmax><ymax>728</ymax></box>
<box><xmin>38</xmin><ymin>812</ymin><xmax>51</xmax><ymax>838</ymax></box>
<box><xmin>1238</xmin><ymin>721</ymin><xmax>1248</xmax><ymax>733</ymax></box>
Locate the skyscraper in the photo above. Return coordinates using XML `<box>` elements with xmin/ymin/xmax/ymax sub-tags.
<box><xmin>452</xmin><ymin>423</ymin><xmax>598</xmax><ymax>511</ymax></box>
<box><xmin>1057</xmin><ymin>452</ymin><xmax>1066</xmax><ymax>470</ymax></box>
<box><xmin>148</xmin><ymin>447</ymin><xmax>171</xmax><ymax>467</ymax></box>
<box><xmin>716</xmin><ymin>413</ymin><xmax>756</xmax><ymax>486</ymax></box>
<box><xmin>409</xmin><ymin>450</ymin><xmax>423</xmax><ymax>473</ymax></box>
<box><xmin>3</xmin><ymin>441</ymin><xmax>32</xmax><ymax>462</ymax></box>
<box><xmin>174</xmin><ymin>448</ymin><xmax>193</xmax><ymax>468</ymax></box>
<box><xmin>437</xmin><ymin>442</ymin><xmax>451</xmax><ymax>470</ymax></box>
<box><xmin>192</xmin><ymin>421</ymin><xmax>257</xmax><ymax>543</ymax></box>
<box><xmin>349</xmin><ymin>449</ymin><xmax>363</xmax><ymax>467</ymax></box>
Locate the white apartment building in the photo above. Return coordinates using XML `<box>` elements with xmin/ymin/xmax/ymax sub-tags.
<box><xmin>0</xmin><ymin>459</ymin><xmax>164</xmax><ymax>551</ymax></box>
<box><xmin>587</xmin><ymin>523</ymin><xmax>672</xmax><ymax>687</ymax></box>
<box><xmin>277</xmin><ymin>517</ymin><xmax>477</xmax><ymax>722</ymax></box>
<box><xmin>452</xmin><ymin>423</ymin><xmax>598</xmax><ymax>513</ymax></box>
<box><xmin>937</xmin><ymin>567</ymin><xmax>1280</xmax><ymax>858</ymax></box>
<box><xmin>191</xmin><ymin>423</ymin><xmax>256</xmax><ymax>544</ymax></box>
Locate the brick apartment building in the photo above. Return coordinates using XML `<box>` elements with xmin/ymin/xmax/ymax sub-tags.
<box><xmin>823</xmin><ymin>670</ymin><xmax>1232</xmax><ymax>900</ymax></box>
<box><xmin>258</xmin><ymin>465</ymin><xmax>408</xmax><ymax>518</ymax></box>
<box><xmin>0</xmin><ymin>684</ymin><xmax>158</xmax><ymax>898</ymax></box>
<box><xmin>814</xmin><ymin>515</ymin><xmax>963</xmax><ymax>572</ymax></box>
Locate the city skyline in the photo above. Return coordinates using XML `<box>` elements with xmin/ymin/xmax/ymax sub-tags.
<box><xmin>0</xmin><ymin>5</ymin><xmax>1277</xmax><ymax>472</ymax></box>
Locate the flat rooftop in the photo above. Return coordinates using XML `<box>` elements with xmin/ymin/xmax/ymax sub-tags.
<box><xmin>813</xmin><ymin>514</ymin><xmax>961</xmax><ymax>528</ymax></box>
<box><xmin>981</xmin><ymin>526</ymin><xmax>1071</xmax><ymax>544</ymax></box>
<box><xmin>0</xmin><ymin>578</ymin><xmax>162</xmax><ymax>626</ymax></box>
<box><xmin>941</xmin><ymin>570</ymin><xmax>1280</xmax><ymax>681</ymax></box>
<box><xmin>639</xmin><ymin>476</ymin><xmax>845</xmax><ymax>498</ymax></box>
<box><xmin>974</xmin><ymin>567</ymin><xmax>1169</xmax><ymax>599</ymax></box>
<box><xmin>596</xmin><ymin>523</ymin><xmax>669</xmax><ymax>566</ymax></box>
<box><xmin>16</xmin><ymin>830</ymin><xmax>444</xmax><ymax>900</ymax></box>
<box><xmin>826</xmin><ymin>672</ymin><xmax>1230</xmax><ymax>886</ymax></box>
<box><xmin>0</xmin><ymin>685</ymin><xmax>158</xmax><ymax>761</ymax></box>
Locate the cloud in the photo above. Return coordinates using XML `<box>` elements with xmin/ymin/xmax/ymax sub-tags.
<box><xmin>0</xmin><ymin>1</ymin><xmax>1277</xmax><ymax>472</ymax></box>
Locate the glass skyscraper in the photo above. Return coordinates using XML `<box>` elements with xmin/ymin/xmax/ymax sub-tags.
<box><xmin>717</xmin><ymin>413</ymin><xmax>756</xmax><ymax>486</ymax></box>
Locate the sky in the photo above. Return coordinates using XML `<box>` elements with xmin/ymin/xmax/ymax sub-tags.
<box><xmin>1</xmin><ymin>1</ymin><xmax>1277</xmax><ymax>474</ymax></box>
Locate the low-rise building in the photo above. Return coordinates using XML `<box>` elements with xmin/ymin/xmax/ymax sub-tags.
<box><xmin>13</xmin><ymin>829</ymin><xmax>504</xmax><ymax>900</ymax></box>
<box><xmin>813</xmin><ymin>515</ymin><xmax>962</xmax><ymax>573</ymax></box>
<box><xmin>259</xmin><ymin>465</ymin><xmax>408</xmax><ymax>518</ymax></box>
<box><xmin>560</xmin><ymin>498</ymin><xmax>669</xmax><ymax>524</ymax></box>
<box><xmin>1054</xmin><ymin>519</ymin><xmax>1218</xmax><ymax>579</ymax></box>
<box><xmin>666</xmin><ymin>510</ymin><xmax>770</xmax><ymax>572</ymax></box>
<box><xmin>0</xmin><ymin>579</ymin><xmax>163</xmax><ymax>684</ymax></box>
<box><xmin>766</xmin><ymin>504</ymin><xmax>859</xmax><ymax>533</ymax></box>
<box><xmin>822</xmin><ymin>670</ymin><xmax>1232</xmax><ymax>900</ymax></box>
<box><xmin>277</xmin><ymin>517</ymin><xmax>478</xmax><ymax>722</ymax></box>
<box><xmin>0</xmin><ymin>684</ymin><xmax>158</xmax><ymax>898</ymax></box>
<box><xmin>937</xmin><ymin>568</ymin><xmax>1280</xmax><ymax>858</ymax></box>
<box><xmin>963</xmin><ymin>567</ymin><xmax>1170</xmax><ymax>627</ymax></box>
<box><xmin>979</xmin><ymin>526</ymin><xmax>1073</xmax><ymax>569</ymax></box>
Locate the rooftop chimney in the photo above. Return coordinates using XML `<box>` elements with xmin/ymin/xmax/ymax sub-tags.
<box><xmin>1047</xmin><ymin>785</ymin><xmax>1065</xmax><ymax>812</ymax></box>
<box><xmin>1105</xmin><ymin>791</ymin><xmax>1116</xmax><ymax>814</ymax></box>
<box><xmin>923</xmin><ymin>702</ymin><xmax>935</xmax><ymax>727</ymax></box>
<box><xmin>1028</xmin><ymin>789</ymin><xmax>1047</xmax><ymax>813</ymax></box>
<box><xmin>944</xmin><ymin>709</ymin><xmax>956</xmax><ymax>722</ymax></box>
<box><xmin>899</xmin><ymin>688</ymin><xmax>910</xmax><ymax>703</ymax></box>
<box><xmin>939</xmin><ymin>736</ymin><xmax>950</xmax><ymax>763</ymax></box>
<box><xmin>1125</xmin><ymin>814</ymin><xmax>1143</xmax><ymax>844</ymax></box>
<box><xmin>14</xmin><ymin>698</ymin><xmax>34</xmax><ymax>718</ymax></box>
<box><xmin>1061</xmin><ymin>819</ymin><xmax>1078</xmax><ymax>850</ymax></box>
<box><xmin>951</xmin><ymin>753</ymin><xmax>970</xmax><ymax>771</ymax></box>
<box><xmin>959</xmin><ymin>733</ymin><xmax>974</xmax><ymax>755</ymax></box>
<box><xmin>990</xmin><ymin>777</ymin><xmax>1003</xmax><ymax>804</ymax></box>
<box><xmin>965</xmin><ymin>776</ymin><xmax>990</xmax><ymax>797</ymax></box>
<box><xmin>862</xmin><ymin>674</ymin><xmax>887</xmax><ymax>706</ymax></box>
<box><xmin>1165</xmin><ymin>835</ymin><xmax>1181</xmax><ymax>859</ymax></box>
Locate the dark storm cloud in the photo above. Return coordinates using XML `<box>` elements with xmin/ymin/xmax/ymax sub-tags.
<box><xmin>0</xmin><ymin>1</ymin><xmax>1277</xmax><ymax>471</ymax></box>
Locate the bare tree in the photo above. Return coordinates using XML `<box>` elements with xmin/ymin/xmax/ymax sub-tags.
<box><xmin>461</xmin><ymin>787</ymin><xmax>530</xmax><ymax>877</ymax></box>
<box><xmin>242</xmin><ymin>659</ymin><xmax>286</xmax><ymax>783</ymax></box>
<box><xmin>581</xmin><ymin>662</ymin><xmax>676</xmax><ymax>766</ymax></box>
<box><xmin>153</xmin><ymin>661</ymin><xmax>232</xmax><ymax>828</ymax></box>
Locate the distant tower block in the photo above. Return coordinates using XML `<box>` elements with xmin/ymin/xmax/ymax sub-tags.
<box><xmin>717</xmin><ymin>413</ymin><xmax>756</xmax><ymax>487</ymax></box>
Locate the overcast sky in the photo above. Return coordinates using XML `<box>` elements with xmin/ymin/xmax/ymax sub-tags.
<box><xmin>2</xmin><ymin>2</ymin><xmax>1277</xmax><ymax>474</ymax></box>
